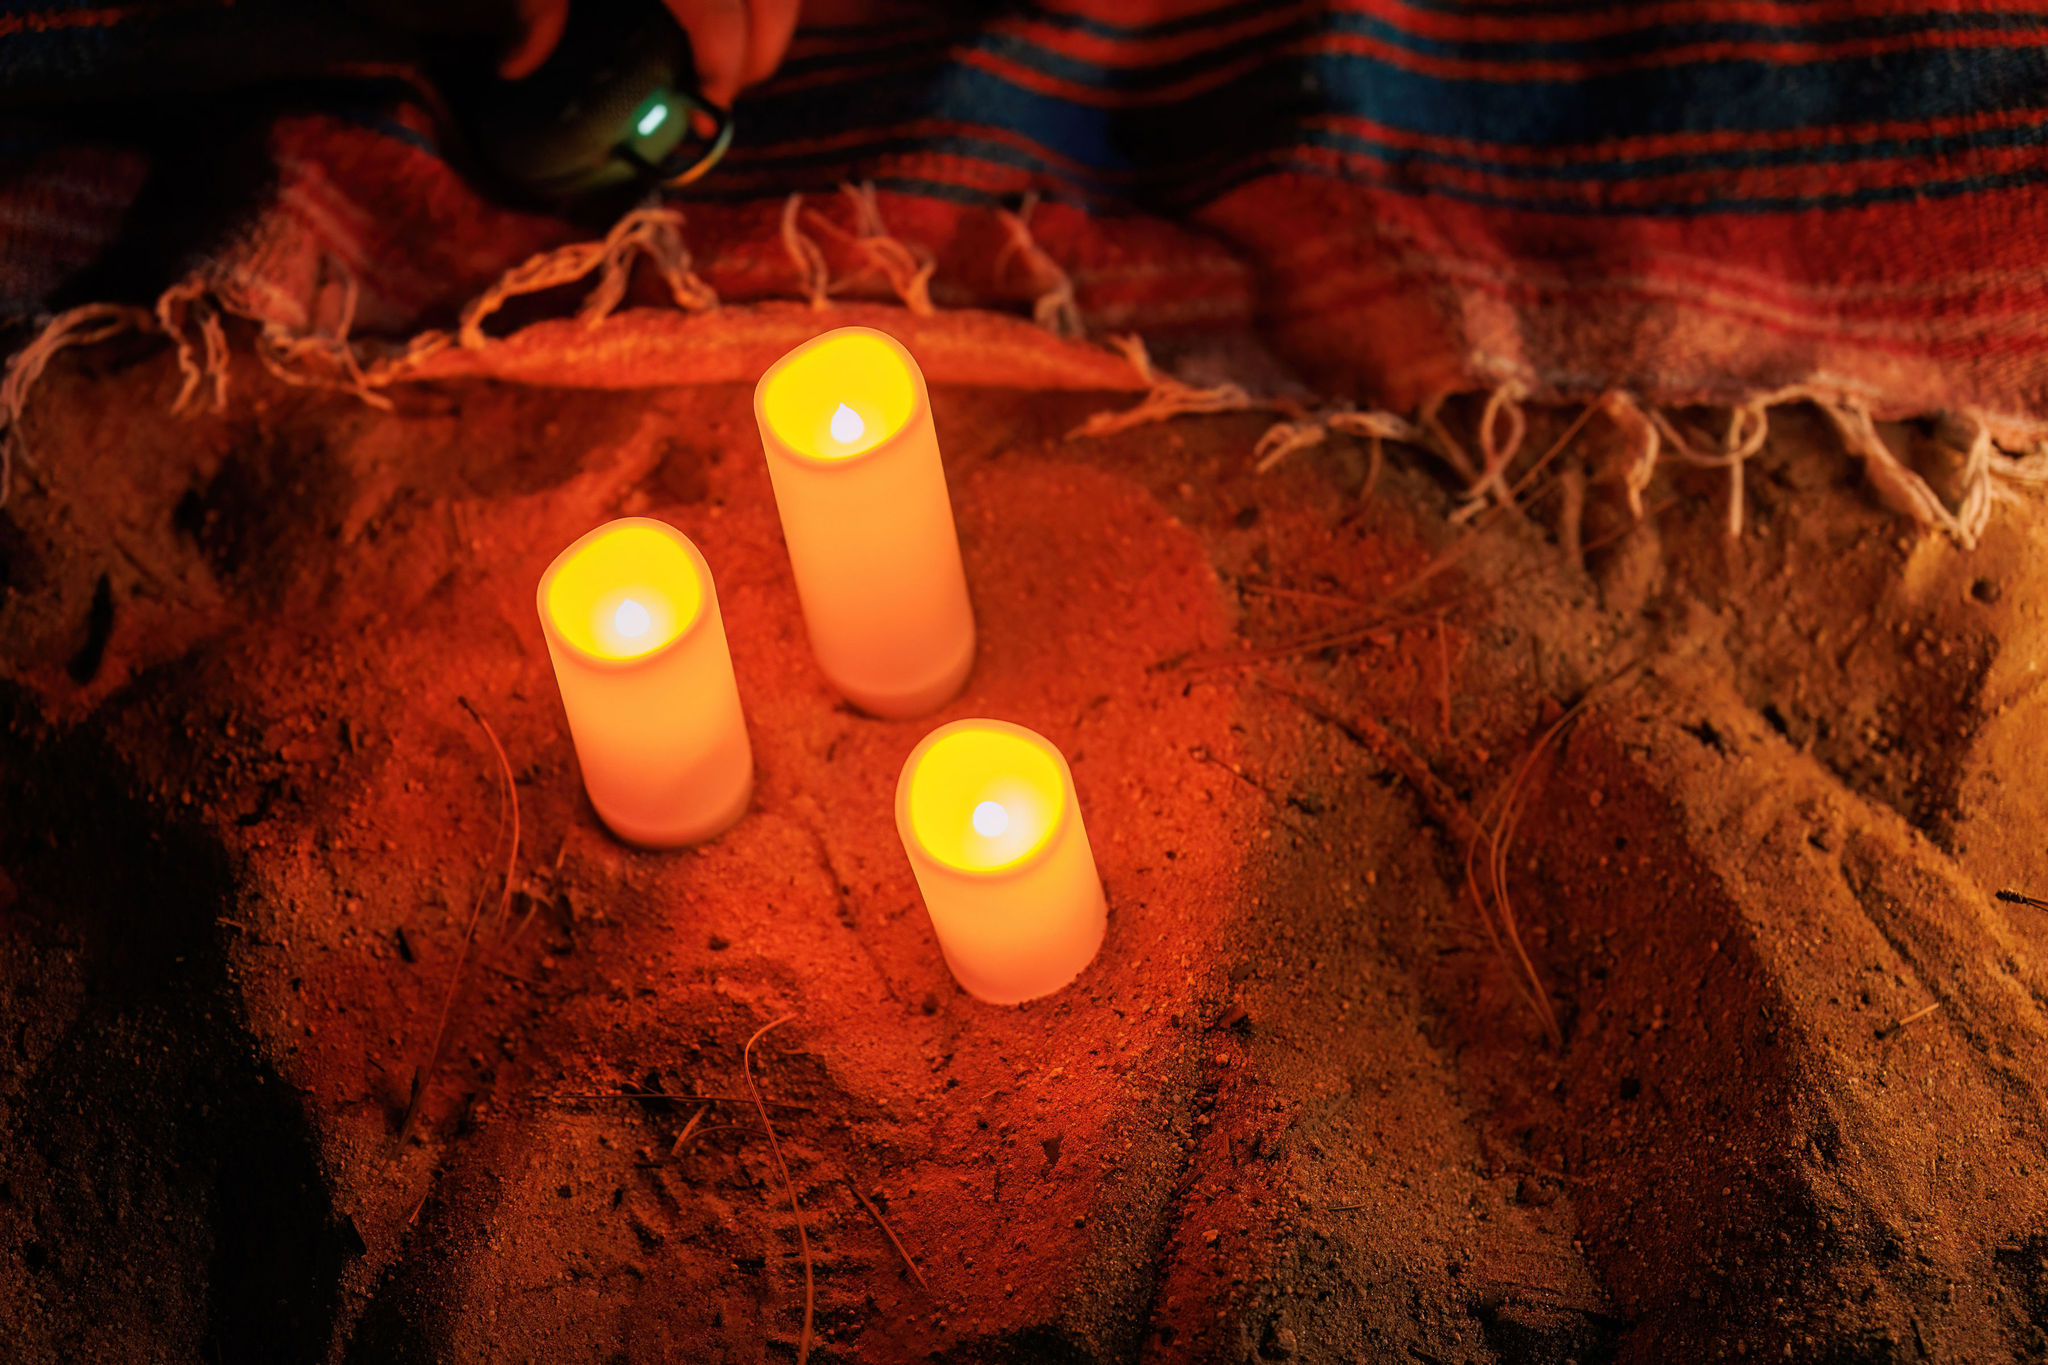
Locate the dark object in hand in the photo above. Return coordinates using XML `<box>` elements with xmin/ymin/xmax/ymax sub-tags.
<box><xmin>443</xmin><ymin>0</ymin><xmax>732</xmax><ymax>202</ymax></box>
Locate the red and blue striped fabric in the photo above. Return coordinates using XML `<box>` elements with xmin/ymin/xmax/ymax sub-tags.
<box><xmin>6</xmin><ymin>0</ymin><xmax>2048</xmax><ymax>419</ymax></box>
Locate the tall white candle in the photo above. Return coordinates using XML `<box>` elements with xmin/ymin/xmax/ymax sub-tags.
<box><xmin>754</xmin><ymin>326</ymin><xmax>975</xmax><ymax>718</ymax></box>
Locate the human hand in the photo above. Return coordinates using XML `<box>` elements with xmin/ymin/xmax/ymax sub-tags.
<box><xmin>500</xmin><ymin>0</ymin><xmax>802</xmax><ymax>108</ymax></box>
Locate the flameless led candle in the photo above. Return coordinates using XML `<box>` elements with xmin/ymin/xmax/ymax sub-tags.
<box><xmin>896</xmin><ymin>719</ymin><xmax>1105</xmax><ymax>1004</ymax></box>
<box><xmin>755</xmin><ymin>327</ymin><xmax>975</xmax><ymax>718</ymax></box>
<box><xmin>537</xmin><ymin>518</ymin><xmax>752</xmax><ymax>847</ymax></box>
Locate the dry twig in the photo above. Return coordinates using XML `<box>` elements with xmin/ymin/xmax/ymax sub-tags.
<box><xmin>1876</xmin><ymin>1000</ymin><xmax>1943</xmax><ymax>1039</ymax></box>
<box><xmin>1434</xmin><ymin>615</ymin><xmax>1453</xmax><ymax>742</ymax></box>
<box><xmin>1197</xmin><ymin>598</ymin><xmax>1482</xmax><ymax>668</ymax></box>
<box><xmin>671</xmin><ymin>1103</ymin><xmax>711</xmax><ymax>1158</ymax></box>
<box><xmin>1176</xmin><ymin>538</ymin><xmax>1482</xmax><ymax>673</ymax></box>
<box><xmin>662</xmin><ymin>1121</ymin><xmax>767</xmax><ymax>1155</ymax></box>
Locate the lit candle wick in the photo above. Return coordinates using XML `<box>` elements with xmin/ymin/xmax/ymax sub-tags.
<box><xmin>972</xmin><ymin>800</ymin><xmax>1009</xmax><ymax>838</ymax></box>
<box><xmin>830</xmin><ymin>402</ymin><xmax>865</xmax><ymax>444</ymax></box>
<box><xmin>614</xmin><ymin>597</ymin><xmax>652</xmax><ymax>639</ymax></box>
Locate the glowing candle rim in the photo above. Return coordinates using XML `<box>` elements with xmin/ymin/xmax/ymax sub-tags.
<box><xmin>755</xmin><ymin>326</ymin><xmax>926</xmax><ymax>471</ymax></box>
<box><xmin>537</xmin><ymin>518</ymin><xmax>714</xmax><ymax>673</ymax></box>
<box><xmin>896</xmin><ymin>719</ymin><xmax>1074</xmax><ymax>881</ymax></box>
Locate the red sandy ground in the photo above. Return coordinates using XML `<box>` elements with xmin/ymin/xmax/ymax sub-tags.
<box><xmin>4</xmin><ymin>334</ymin><xmax>2048</xmax><ymax>1363</ymax></box>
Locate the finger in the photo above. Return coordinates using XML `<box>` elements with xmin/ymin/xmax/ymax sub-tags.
<box><xmin>498</xmin><ymin>0</ymin><xmax>570</xmax><ymax>79</ymax></box>
<box><xmin>666</xmin><ymin>0</ymin><xmax>751</xmax><ymax>109</ymax></box>
<box><xmin>741</xmin><ymin>0</ymin><xmax>802</xmax><ymax>88</ymax></box>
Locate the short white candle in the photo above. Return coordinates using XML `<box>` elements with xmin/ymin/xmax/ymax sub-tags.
<box><xmin>895</xmin><ymin>718</ymin><xmax>1106</xmax><ymax>1004</ymax></box>
<box><xmin>537</xmin><ymin>518</ymin><xmax>753</xmax><ymax>847</ymax></box>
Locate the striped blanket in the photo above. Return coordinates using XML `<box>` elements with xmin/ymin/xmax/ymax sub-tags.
<box><xmin>6</xmin><ymin>1</ymin><xmax>2048</xmax><ymax>448</ymax></box>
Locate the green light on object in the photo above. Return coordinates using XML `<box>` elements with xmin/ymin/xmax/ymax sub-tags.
<box><xmin>636</xmin><ymin>101</ymin><xmax>670</xmax><ymax>138</ymax></box>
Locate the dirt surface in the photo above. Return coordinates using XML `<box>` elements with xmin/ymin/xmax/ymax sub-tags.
<box><xmin>5</xmin><ymin>328</ymin><xmax>2048</xmax><ymax>1364</ymax></box>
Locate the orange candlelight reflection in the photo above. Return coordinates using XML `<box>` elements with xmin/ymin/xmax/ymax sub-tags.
<box><xmin>537</xmin><ymin>518</ymin><xmax>752</xmax><ymax>848</ymax></box>
<box><xmin>755</xmin><ymin>327</ymin><xmax>975</xmax><ymax>719</ymax></box>
<box><xmin>896</xmin><ymin>719</ymin><xmax>1106</xmax><ymax>1004</ymax></box>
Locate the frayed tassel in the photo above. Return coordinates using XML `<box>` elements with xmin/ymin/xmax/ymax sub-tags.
<box><xmin>1069</xmin><ymin>334</ymin><xmax>1251</xmax><ymax>438</ymax></box>
<box><xmin>1254</xmin><ymin>407</ymin><xmax>1420</xmax><ymax>474</ymax></box>
<box><xmin>784</xmin><ymin>184</ymin><xmax>938</xmax><ymax>316</ymax></box>
<box><xmin>156</xmin><ymin>275</ymin><xmax>231</xmax><ymax>416</ymax></box>
<box><xmin>841</xmin><ymin>183</ymin><xmax>935</xmax><ymax>316</ymax></box>
<box><xmin>577</xmin><ymin>207</ymin><xmax>718</xmax><ymax>325</ymax></box>
<box><xmin>995</xmin><ymin>193</ymin><xmax>1083</xmax><ymax>340</ymax></box>
<box><xmin>248</xmin><ymin>256</ymin><xmax>398</xmax><ymax>411</ymax></box>
<box><xmin>1418</xmin><ymin>389</ymin><xmax>1479</xmax><ymax>484</ymax></box>
<box><xmin>1463</xmin><ymin>382</ymin><xmax>1529</xmax><ymax>507</ymax></box>
<box><xmin>0</xmin><ymin>302</ymin><xmax>153</xmax><ymax>506</ymax></box>
<box><xmin>461</xmin><ymin>206</ymin><xmax>717</xmax><ymax>349</ymax></box>
<box><xmin>1813</xmin><ymin>399</ymin><xmax>1972</xmax><ymax>544</ymax></box>
<box><xmin>1645</xmin><ymin>400</ymin><xmax>1768</xmax><ymax>538</ymax></box>
<box><xmin>781</xmin><ymin>194</ymin><xmax>832</xmax><ymax>311</ymax></box>
<box><xmin>1598</xmin><ymin>392</ymin><xmax>1662</xmax><ymax>521</ymax></box>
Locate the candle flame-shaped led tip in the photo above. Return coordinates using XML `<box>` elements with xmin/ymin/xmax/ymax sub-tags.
<box><xmin>614</xmin><ymin>597</ymin><xmax>652</xmax><ymax>639</ymax></box>
<box><xmin>972</xmin><ymin>800</ymin><xmax>1010</xmax><ymax>838</ymax></box>
<box><xmin>830</xmin><ymin>402</ymin><xmax>865</xmax><ymax>444</ymax></box>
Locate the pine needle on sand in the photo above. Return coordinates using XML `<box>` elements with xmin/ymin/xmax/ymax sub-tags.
<box><xmin>745</xmin><ymin>1015</ymin><xmax>813</xmax><ymax>1365</ymax></box>
<box><xmin>1268</xmin><ymin>662</ymin><xmax>1638</xmax><ymax>1051</ymax></box>
<box><xmin>848</xmin><ymin>1178</ymin><xmax>929</xmax><ymax>1292</ymax></box>
<box><xmin>397</xmin><ymin>697</ymin><xmax>519</xmax><ymax>1145</ymax></box>
<box><xmin>1460</xmin><ymin>661</ymin><xmax>1642</xmax><ymax>1050</ymax></box>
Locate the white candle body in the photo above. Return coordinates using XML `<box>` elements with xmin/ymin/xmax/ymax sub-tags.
<box><xmin>896</xmin><ymin>719</ymin><xmax>1106</xmax><ymax>1004</ymax></box>
<box><xmin>755</xmin><ymin>327</ymin><xmax>974</xmax><ymax>719</ymax></box>
<box><xmin>538</xmin><ymin>519</ymin><xmax>753</xmax><ymax>848</ymax></box>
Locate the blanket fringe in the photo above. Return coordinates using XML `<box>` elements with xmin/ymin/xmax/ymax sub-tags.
<box><xmin>1068</xmin><ymin>334</ymin><xmax>1254</xmax><ymax>438</ymax></box>
<box><xmin>1643</xmin><ymin>398</ymin><xmax>1768</xmax><ymax>539</ymax></box>
<box><xmin>1244</xmin><ymin>383</ymin><xmax>2048</xmax><ymax>550</ymax></box>
<box><xmin>6</xmin><ymin>196</ymin><xmax>2047</xmax><ymax>548</ymax></box>
<box><xmin>838</xmin><ymin>182</ymin><xmax>936</xmax><ymax>316</ymax></box>
<box><xmin>156</xmin><ymin>277</ymin><xmax>230</xmax><ymax>417</ymax></box>
<box><xmin>0</xmin><ymin>193</ymin><xmax>1117</xmax><ymax>510</ymax></box>
<box><xmin>1254</xmin><ymin>407</ymin><xmax>1420</xmax><ymax>474</ymax></box>
<box><xmin>779</xmin><ymin>186</ymin><xmax>940</xmax><ymax>315</ymax></box>
<box><xmin>250</xmin><ymin>256</ymin><xmax>402</xmax><ymax>411</ymax></box>
<box><xmin>781</xmin><ymin>193</ymin><xmax>833</xmax><ymax>311</ymax></box>
<box><xmin>0</xmin><ymin>301</ymin><xmax>154</xmax><ymax>504</ymax></box>
<box><xmin>1776</xmin><ymin>388</ymin><xmax>2047</xmax><ymax>548</ymax></box>
<box><xmin>995</xmin><ymin>193</ymin><xmax>1083</xmax><ymax>340</ymax></box>
<box><xmin>460</xmin><ymin>205</ymin><xmax>716</xmax><ymax>350</ymax></box>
